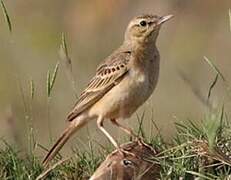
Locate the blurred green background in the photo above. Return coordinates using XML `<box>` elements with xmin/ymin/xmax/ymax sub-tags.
<box><xmin>0</xmin><ymin>0</ymin><xmax>231</xmax><ymax>154</ymax></box>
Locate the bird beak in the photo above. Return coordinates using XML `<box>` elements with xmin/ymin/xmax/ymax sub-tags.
<box><xmin>157</xmin><ymin>14</ymin><xmax>174</xmax><ymax>25</ymax></box>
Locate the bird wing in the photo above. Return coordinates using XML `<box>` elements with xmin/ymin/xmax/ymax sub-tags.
<box><xmin>67</xmin><ymin>51</ymin><xmax>131</xmax><ymax>121</ymax></box>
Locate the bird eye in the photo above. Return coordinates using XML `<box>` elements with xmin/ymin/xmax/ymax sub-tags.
<box><xmin>140</xmin><ymin>20</ymin><xmax>147</xmax><ymax>27</ymax></box>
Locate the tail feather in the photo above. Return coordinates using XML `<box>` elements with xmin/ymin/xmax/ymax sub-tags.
<box><xmin>42</xmin><ymin>119</ymin><xmax>87</xmax><ymax>167</ymax></box>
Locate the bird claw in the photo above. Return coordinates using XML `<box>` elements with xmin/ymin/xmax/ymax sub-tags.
<box><xmin>135</xmin><ymin>136</ymin><xmax>145</xmax><ymax>145</ymax></box>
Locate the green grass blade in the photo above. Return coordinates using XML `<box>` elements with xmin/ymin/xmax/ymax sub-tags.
<box><xmin>1</xmin><ymin>0</ymin><xmax>12</xmax><ymax>32</ymax></box>
<box><xmin>204</xmin><ymin>56</ymin><xmax>225</xmax><ymax>81</ymax></box>
<box><xmin>46</xmin><ymin>62</ymin><xmax>59</xmax><ymax>97</ymax></box>
<box><xmin>207</xmin><ymin>73</ymin><xmax>219</xmax><ymax>100</ymax></box>
<box><xmin>59</xmin><ymin>32</ymin><xmax>78</xmax><ymax>97</ymax></box>
<box><xmin>30</xmin><ymin>79</ymin><xmax>35</xmax><ymax>100</ymax></box>
<box><xmin>136</xmin><ymin>111</ymin><xmax>146</xmax><ymax>138</ymax></box>
<box><xmin>60</xmin><ymin>33</ymin><xmax>72</xmax><ymax>73</ymax></box>
<box><xmin>50</xmin><ymin>61</ymin><xmax>59</xmax><ymax>93</ymax></box>
<box><xmin>203</xmin><ymin>110</ymin><xmax>223</xmax><ymax>150</ymax></box>
<box><xmin>46</xmin><ymin>70</ymin><xmax>51</xmax><ymax>97</ymax></box>
<box><xmin>186</xmin><ymin>171</ymin><xmax>216</xmax><ymax>180</ymax></box>
<box><xmin>61</xmin><ymin>33</ymin><xmax>69</xmax><ymax>58</ymax></box>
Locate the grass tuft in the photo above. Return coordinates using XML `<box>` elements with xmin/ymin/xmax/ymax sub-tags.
<box><xmin>153</xmin><ymin>111</ymin><xmax>231</xmax><ymax>179</ymax></box>
<box><xmin>1</xmin><ymin>108</ymin><xmax>231</xmax><ymax>179</ymax></box>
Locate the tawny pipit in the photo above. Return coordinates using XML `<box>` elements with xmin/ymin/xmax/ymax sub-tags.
<box><xmin>43</xmin><ymin>14</ymin><xmax>173</xmax><ymax>166</ymax></box>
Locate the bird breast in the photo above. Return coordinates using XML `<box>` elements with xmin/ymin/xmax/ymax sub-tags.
<box><xmin>89</xmin><ymin>57</ymin><xmax>159</xmax><ymax>120</ymax></box>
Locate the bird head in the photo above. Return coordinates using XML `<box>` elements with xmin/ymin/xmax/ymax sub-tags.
<box><xmin>124</xmin><ymin>14</ymin><xmax>173</xmax><ymax>45</ymax></box>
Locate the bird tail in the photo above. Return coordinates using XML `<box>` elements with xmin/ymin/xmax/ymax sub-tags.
<box><xmin>42</xmin><ymin>118</ymin><xmax>87</xmax><ymax>167</ymax></box>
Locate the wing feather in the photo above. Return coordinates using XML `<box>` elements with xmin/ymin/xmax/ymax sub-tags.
<box><xmin>67</xmin><ymin>51</ymin><xmax>131</xmax><ymax>121</ymax></box>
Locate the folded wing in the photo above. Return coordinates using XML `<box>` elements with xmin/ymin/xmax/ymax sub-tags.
<box><xmin>67</xmin><ymin>51</ymin><xmax>131</xmax><ymax>121</ymax></box>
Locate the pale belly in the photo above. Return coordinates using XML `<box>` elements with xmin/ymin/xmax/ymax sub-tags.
<box><xmin>89</xmin><ymin>68</ymin><xmax>158</xmax><ymax>119</ymax></box>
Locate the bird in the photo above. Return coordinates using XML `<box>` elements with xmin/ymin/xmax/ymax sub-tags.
<box><xmin>43</xmin><ymin>14</ymin><xmax>173</xmax><ymax>166</ymax></box>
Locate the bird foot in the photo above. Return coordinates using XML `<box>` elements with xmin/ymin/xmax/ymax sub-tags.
<box><xmin>135</xmin><ymin>136</ymin><xmax>145</xmax><ymax>145</ymax></box>
<box><xmin>117</xmin><ymin>148</ymin><xmax>137</xmax><ymax>158</ymax></box>
<box><xmin>135</xmin><ymin>137</ymin><xmax>157</xmax><ymax>154</ymax></box>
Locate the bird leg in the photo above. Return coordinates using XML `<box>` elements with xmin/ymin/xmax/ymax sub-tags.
<box><xmin>110</xmin><ymin>119</ymin><xmax>137</xmax><ymax>139</ymax></box>
<box><xmin>111</xmin><ymin>119</ymin><xmax>146</xmax><ymax>146</ymax></box>
<box><xmin>110</xmin><ymin>119</ymin><xmax>153</xmax><ymax>154</ymax></box>
<box><xmin>110</xmin><ymin>118</ymin><xmax>144</xmax><ymax>158</ymax></box>
<box><xmin>97</xmin><ymin>116</ymin><xmax>120</xmax><ymax>149</ymax></box>
<box><xmin>97</xmin><ymin>117</ymin><xmax>135</xmax><ymax>157</ymax></box>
